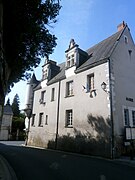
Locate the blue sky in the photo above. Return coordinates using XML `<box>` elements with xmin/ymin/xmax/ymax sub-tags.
<box><xmin>6</xmin><ymin>0</ymin><xmax>135</xmax><ymax>109</ymax></box>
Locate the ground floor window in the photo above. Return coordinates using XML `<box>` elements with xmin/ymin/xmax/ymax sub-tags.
<box><xmin>132</xmin><ymin>111</ymin><xmax>135</xmax><ymax>126</ymax></box>
<box><xmin>31</xmin><ymin>114</ymin><xmax>36</xmax><ymax>126</ymax></box>
<box><xmin>123</xmin><ymin>107</ymin><xmax>135</xmax><ymax>127</ymax></box>
<box><xmin>66</xmin><ymin>109</ymin><xmax>73</xmax><ymax>127</ymax></box>
<box><xmin>124</xmin><ymin>109</ymin><xmax>129</xmax><ymax>126</ymax></box>
<box><xmin>38</xmin><ymin>113</ymin><xmax>44</xmax><ymax>127</ymax></box>
<box><xmin>45</xmin><ymin>115</ymin><xmax>48</xmax><ymax>125</ymax></box>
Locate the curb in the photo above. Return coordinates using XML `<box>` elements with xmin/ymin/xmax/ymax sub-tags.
<box><xmin>0</xmin><ymin>155</ymin><xmax>17</xmax><ymax>180</ymax></box>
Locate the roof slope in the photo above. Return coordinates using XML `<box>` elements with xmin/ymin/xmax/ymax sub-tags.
<box><xmin>35</xmin><ymin>26</ymin><xmax>126</xmax><ymax>86</ymax></box>
<box><xmin>76</xmin><ymin>28</ymin><xmax>125</xmax><ymax>72</ymax></box>
<box><xmin>30</xmin><ymin>73</ymin><xmax>40</xmax><ymax>84</ymax></box>
<box><xmin>47</xmin><ymin>62</ymin><xmax>66</xmax><ymax>85</ymax></box>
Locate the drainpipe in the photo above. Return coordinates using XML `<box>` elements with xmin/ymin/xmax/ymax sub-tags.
<box><xmin>108</xmin><ymin>58</ymin><xmax>115</xmax><ymax>159</ymax></box>
<box><xmin>55</xmin><ymin>80</ymin><xmax>61</xmax><ymax>149</ymax></box>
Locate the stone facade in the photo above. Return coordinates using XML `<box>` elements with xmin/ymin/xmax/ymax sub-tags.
<box><xmin>25</xmin><ymin>23</ymin><xmax>135</xmax><ymax>158</ymax></box>
<box><xmin>0</xmin><ymin>105</ymin><xmax>13</xmax><ymax>140</ymax></box>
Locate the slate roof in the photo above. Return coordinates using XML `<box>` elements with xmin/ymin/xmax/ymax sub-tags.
<box><xmin>3</xmin><ymin>105</ymin><xmax>13</xmax><ymax>115</ymax></box>
<box><xmin>76</xmin><ymin>27</ymin><xmax>125</xmax><ymax>72</ymax></box>
<box><xmin>30</xmin><ymin>73</ymin><xmax>40</xmax><ymax>84</ymax></box>
<box><xmin>34</xmin><ymin>25</ymin><xmax>126</xmax><ymax>88</ymax></box>
<box><xmin>47</xmin><ymin>62</ymin><xmax>66</xmax><ymax>85</ymax></box>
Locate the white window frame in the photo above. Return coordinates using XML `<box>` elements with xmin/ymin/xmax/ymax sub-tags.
<box><xmin>51</xmin><ymin>88</ymin><xmax>55</xmax><ymax>101</ymax></box>
<box><xmin>45</xmin><ymin>115</ymin><xmax>48</xmax><ymax>125</ymax></box>
<box><xmin>66</xmin><ymin>109</ymin><xmax>73</xmax><ymax>127</ymax></box>
<box><xmin>39</xmin><ymin>90</ymin><xmax>46</xmax><ymax>104</ymax></box>
<box><xmin>132</xmin><ymin>111</ymin><xmax>135</xmax><ymax>126</ymax></box>
<box><xmin>31</xmin><ymin>114</ymin><xmax>36</xmax><ymax>126</ymax></box>
<box><xmin>38</xmin><ymin>113</ymin><xmax>44</xmax><ymax>127</ymax></box>
<box><xmin>42</xmin><ymin>69</ymin><xmax>48</xmax><ymax>80</ymax></box>
<box><xmin>66</xmin><ymin>81</ymin><xmax>74</xmax><ymax>96</ymax></box>
<box><xmin>87</xmin><ymin>73</ymin><xmax>94</xmax><ymax>92</ymax></box>
<box><xmin>124</xmin><ymin>109</ymin><xmax>129</xmax><ymax>126</ymax></box>
<box><xmin>67</xmin><ymin>54</ymin><xmax>75</xmax><ymax>68</ymax></box>
<box><xmin>123</xmin><ymin>106</ymin><xmax>135</xmax><ymax>127</ymax></box>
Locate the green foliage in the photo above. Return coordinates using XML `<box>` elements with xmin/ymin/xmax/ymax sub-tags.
<box><xmin>11</xmin><ymin>115</ymin><xmax>25</xmax><ymax>140</ymax></box>
<box><xmin>11</xmin><ymin>93</ymin><xmax>25</xmax><ymax>140</ymax></box>
<box><xmin>2</xmin><ymin>0</ymin><xmax>61</xmax><ymax>93</ymax></box>
<box><xmin>11</xmin><ymin>94</ymin><xmax>20</xmax><ymax>117</ymax></box>
<box><xmin>12</xmin><ymin>116</ymin><xmax>25</xmax><ymax>132</ymax></box>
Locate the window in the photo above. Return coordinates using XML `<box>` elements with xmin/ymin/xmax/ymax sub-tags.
<box><xmin>45</xmin><ymin>115</ymin><xmax>48</xmax><ymax>125</ymax></box>
<box><xmin>51</xmin><ymin>88</ymin><xmax>55</xmax><ymax>101</ymax></box>
<box><xmin>128</xmin><ymin>50</ymin><xmax>132</xmax><ymax>57</ymax></box>
<box><xmin>124</xmin><ymin>109</ymin><xmax>129</xmax><ymax>126</ymax></box>
<box><xmin>38</xmin><ymin>113</ymin><xmax>44</xmax><ymax>127</ymax></box>
<box><xmin>66</xmin><ymin>110</ymin><xmax>73</xmax><ymax>127</ymax></box>
<box><xmin>42</xmin><ymin>69</ymin><xmax>47</xmax><ymax>80</ymax></box>
<box><xmin>132</xmin><ymin>111</ymin><xmax>135</xmax><ymax>126</ymax></box>
<box><xmin>67</xmin><ymin>54</ymin><xmax>75</xmax><ymax>68</ymax></box>
<box><xmin>66</xmin><ymin>81</ymin><xmax>73</xmax><ymax>96</ymax></box>
<box><xmin>31</xmin><ymin>114</ymin><xmax>36</xmax><ymax>126</ymax></box>
<box><xmin>124</xmin><ymin>35</ymin><xmax>128</xmax><ymax>44</ymax></box>
<box><xmin>71</xmin><ymin>54</ymin><xmax>75</xmax><ymax>66</ymax></box>
<box><xmin>39</xmin><ymin>91</ymin><xmax>46</xmax><ymax>104</ymax></box>
<box><xmin>87</xmin><ymin>74</ymin><xmax>94</xmax><ymax>92</ymax></box>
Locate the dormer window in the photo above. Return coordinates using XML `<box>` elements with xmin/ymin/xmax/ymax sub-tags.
<box><xmin>42</xmin><ymin>69</ymin><xmax>47</xmax><ymax>80</ymax></box>
<box><xmin>67</xmin><ymin>54</ymin><xmax>75</xmax><ymax>68</ymax></box>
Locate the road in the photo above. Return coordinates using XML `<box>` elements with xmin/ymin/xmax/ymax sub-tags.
<box><xmin>0</xmin><ymin>142</ymin><xmax>135</xmax><ymax>180</ymax></box>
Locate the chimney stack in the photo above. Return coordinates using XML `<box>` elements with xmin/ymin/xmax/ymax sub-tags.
<box><xmin>117</xmin><ymin>21</ymin><xmax>126</xmax><ymax>31</ymax></box>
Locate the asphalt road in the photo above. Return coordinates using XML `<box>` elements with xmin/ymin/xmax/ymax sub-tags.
<box><xmin>0</xmin><ymin>142</ymin><xmax>135</xmax><ymax>180</ymax></box>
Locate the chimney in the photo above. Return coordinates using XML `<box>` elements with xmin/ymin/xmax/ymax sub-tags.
<box><xmin>117</xmin><ymin>21</ymin><xmax>126</xmax><ymax>31</ymax></box>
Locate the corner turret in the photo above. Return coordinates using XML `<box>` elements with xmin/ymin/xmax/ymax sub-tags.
<box><xmin>24</xmin><ymin>73</ymin><xmax>39</xmax><ymax>111</ymax></box>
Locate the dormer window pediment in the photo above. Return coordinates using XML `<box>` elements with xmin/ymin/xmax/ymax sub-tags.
<box><xmin>69</xmin><ymin>39</ymin><xmax>76</xmax><ymax>49</ymax></box>
<box><xmin>65</xmin><ymin>39</ymin><xmax>79</xmax><ymax>70</ymax></box>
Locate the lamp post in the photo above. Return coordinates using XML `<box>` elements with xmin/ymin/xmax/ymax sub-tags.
<box><xmin>24</xmin><ymin>108</ymin><xmax>32</xmax><ymax>146</ymax></box>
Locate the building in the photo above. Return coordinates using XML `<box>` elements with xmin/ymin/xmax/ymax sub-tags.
<box><xmin>25</xmin><ymin>22</ymin><xmax>135</xmax><ymax>158</ymax></box>
<box><xmin>0</xmin><ymin>104</ymin><xmax>13</xmax><ymax>140</ymax></box>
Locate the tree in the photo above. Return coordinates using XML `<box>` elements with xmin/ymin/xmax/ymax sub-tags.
<box><xmin>0</xmin><ymin>0</ymin><xmax>61</xmax><ymax>124</ymax></box>
<box><xmin>11</xmin><ymin>94</ymin><xmax>25</xmax><ymax>140</ymax></box>
<box><xmin>11</xmin><ymin>94</ymin><xmax>20</xmax><ymax>117</ymax></box>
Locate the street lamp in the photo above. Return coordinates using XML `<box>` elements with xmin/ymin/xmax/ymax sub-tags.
<box><xmin>24</xmin><ymin>108</ymin><xmax>32</xmax><ymax>146</ymax></box>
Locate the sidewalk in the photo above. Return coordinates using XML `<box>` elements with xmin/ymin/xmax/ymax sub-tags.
<box><xmin>0</xmin><ymin>154</ymin><xmax>17</xmax><ymax>180</ymax></box>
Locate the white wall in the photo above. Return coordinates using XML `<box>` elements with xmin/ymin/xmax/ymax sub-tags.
<box><xmin>111</xmin><ymin>27</ymin><xmax>135</xmax><ymax>136</ymax></box>
<box><xmin>28</xmin><ymin>61</ymin><xmax>111</xmax><ymax>146</ymax></box>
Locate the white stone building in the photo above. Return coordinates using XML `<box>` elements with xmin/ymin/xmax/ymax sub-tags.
<box><xmin>25</xmin><ymin>22</ymin><xmax>135</xmax><ymax>158</ymax></box>
<box><xmin>0</xmin><ymin>105</ymin><xmax>13</xmax><ymax>140</ymax></box>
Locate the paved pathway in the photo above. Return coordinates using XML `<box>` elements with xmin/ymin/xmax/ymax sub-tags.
<box><xmin>0</xmin><ymin>141</ymin><xmax>135</xmax><ymax>180</ymax></box>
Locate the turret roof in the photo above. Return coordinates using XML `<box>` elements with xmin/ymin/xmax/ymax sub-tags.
<box><xmin>3</xmin><ymin>105</ymin><xmax>13</xmax><ymax>115</ymax></box>
<box><xmin>30</xmin><ymin>73</ymin><xmax>39</xmax><ymax>84</ymax></box>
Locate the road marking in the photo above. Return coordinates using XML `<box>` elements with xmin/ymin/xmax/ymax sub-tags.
<box><xmin>49</xmin><ymin>162</ymin><xmax>59</xmax><ymax>170</ymax></box>
<box><xmin>100</xmin><ymin>174</ymin><xmax>106</xmax><ymax>180</ymax></box>
<box><xmin>61</xmin><ymin>154</ymin><xmax>67</xmax><ymax>158</ymax></box>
